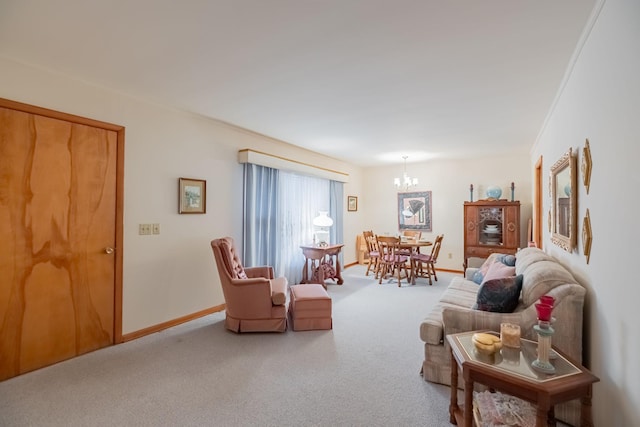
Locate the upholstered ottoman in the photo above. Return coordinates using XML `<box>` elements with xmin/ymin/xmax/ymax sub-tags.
<box><xmin>289</xmin><ymin>284</ymin><xmax>332</xmax><ymax>331</ymax></box>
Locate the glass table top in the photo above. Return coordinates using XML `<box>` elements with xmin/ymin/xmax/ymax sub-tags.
<box><xmin>454</xmin><ymin>333</ymin><xmax>581</xmax><ymax>382</ymax></box>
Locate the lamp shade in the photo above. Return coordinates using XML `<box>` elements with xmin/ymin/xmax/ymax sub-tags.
<box><xmin>313</xmin><ymin>211</ymin><xmax>333</xmax><ymax>227</ymax></box>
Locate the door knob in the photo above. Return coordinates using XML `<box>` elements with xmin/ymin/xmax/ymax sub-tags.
<box><xmin>105</xmin><ymin>247</ymin><xmax>115</xmax><ymax>254</ymax></box>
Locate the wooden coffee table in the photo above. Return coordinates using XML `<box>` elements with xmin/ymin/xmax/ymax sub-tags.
<box><xmin>447</xmin><ymin>331</ymin><xmax>599</xmax><ymax>427</ymax></box>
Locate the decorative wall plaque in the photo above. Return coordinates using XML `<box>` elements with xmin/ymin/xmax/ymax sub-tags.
<box><xmin>582</xmin><ymin>139</ymin><xmax>592</xmax><ymax>194</ymax></box>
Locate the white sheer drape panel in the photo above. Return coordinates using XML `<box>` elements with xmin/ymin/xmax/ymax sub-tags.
<box><xmin>276</xmin><ymin>171</ymin><xmax>330</xmax><ymax>284</ymax></box>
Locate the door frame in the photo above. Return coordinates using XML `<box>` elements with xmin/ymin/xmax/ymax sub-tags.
<box><xmin>1</xmin><ymin>97</ymin><xmax>125</xmax><ymax>344</ymax></box>
<box><xmin>534</xmin><ymin>155</ymin><xmax>543</xmax><ymax>250</ymax></box>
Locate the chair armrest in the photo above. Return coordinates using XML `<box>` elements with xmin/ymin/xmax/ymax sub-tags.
<box><xmin>230</xmin><ymin>276</ymin><xmax>270</xmax><ymax>287</ymax></box>
<box><xmin>465</xmin><ymin>267</ymin><xmax>479</xmax><ymax>280</ymax></box>
<box><xmin>270</xmin><ymin>276</ymin><xmax>288</xmax><ymax>306</ymax></box>
<box><xmin>244</xmin><ymin>266</ymin><xmax>275</xmax><ymax>279</ymax></box>
<box><xmin>225</xmin><ymin>277</ymin><xmax>274</xmax><ymax>319</ymax></box>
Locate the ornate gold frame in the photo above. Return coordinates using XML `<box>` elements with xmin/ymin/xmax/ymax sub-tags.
<box><xmin>550</xmin><ymin>148</ymin><xmax>577</xmax><ymax>252</ymax></box>
<box><xmin>582</xmin><ymin>139</ymin><xmax>592</xmax><ymax>194</ymax></box>
<box><xmin>582</xmin><ymin>209</ymin><xmax>592</xmax><ymax>264</ymax></box>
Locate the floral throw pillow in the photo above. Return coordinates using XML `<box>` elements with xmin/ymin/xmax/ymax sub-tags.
<box><xmin>481</xmin><ymin>261</ymin><xmax>516</xmax><ymax>284</ymax></box>
<box><xmin>472</xmin><ymin>253</ymin><xmax>517</xmax><ymax>284</ymax></box>
<box><xmin>473</xmin><ymin>274</ymin><xmax>524</xmax><ymax>313</ymax></box>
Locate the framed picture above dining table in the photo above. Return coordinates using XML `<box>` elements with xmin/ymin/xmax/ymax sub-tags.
<box><xmin>398</xmin><ymin>191</ymin><xmax>432</xmax><ymax>231</ymax></box>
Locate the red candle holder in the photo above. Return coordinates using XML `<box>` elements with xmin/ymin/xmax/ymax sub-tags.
<box><xmin>540</xmin><ymin>295</ymin><xmax>555</xmax><ymax>308</ymax></box>
<box><xmin>535</xmin><ymin>303</ymin><xmax>553</xmax><ymax>321</ymax></box>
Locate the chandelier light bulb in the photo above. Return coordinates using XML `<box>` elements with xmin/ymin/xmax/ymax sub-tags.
<box><xmin>394</xmin><ymin>156</ymin><xmax>418</xmax><ymax>190</ymax></box>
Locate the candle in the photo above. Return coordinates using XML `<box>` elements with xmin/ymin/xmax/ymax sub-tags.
<box><xmin>535</xmin><ymin>303</ymin><xmax>553</xmax><ymax>321</ymax></box>
<box><xmin>500</xmin><ymin>323</ymin><xmax>521</xmax><ymax>348</ymax></box>
<box><xmin>540</xmin><ymin>295</ymin><xmax>555</xmax><ymax>307</ymax></box>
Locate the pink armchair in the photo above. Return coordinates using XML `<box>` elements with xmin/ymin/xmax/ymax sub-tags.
<box><xmin>210</xmin><ymin>237</ymin><xmax>288</xmax><ymax>332</ymax></box>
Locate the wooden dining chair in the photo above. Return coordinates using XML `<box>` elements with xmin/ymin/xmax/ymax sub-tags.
<box><xmin>376</xmin><ymin>235</ymin><xmax>411</xmax><ymax>287</ymax></box>
<box><xmin>402</xmin><ymin>230</ymin><xmax>422</xmax><ymax>240</ymax></box>
<box><xmin>410</xmin><ymin>234</ymin><xmax>443</xmax><ymax>285</ymax></box>
<box><xmin>398</xmin><ymin>230</ymin><xmax>422</xmax><ymax>255</ymax></box>
<box><xmin>363</xmin><ymin>230</ymin><xmax>380</xmax><ymax>278</ymax></box>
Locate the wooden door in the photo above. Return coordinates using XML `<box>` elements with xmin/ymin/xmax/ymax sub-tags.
<box><xmin>0</xmin><ymin>99</ymin><xmax>124</xmax><ymax>380</ymax></box>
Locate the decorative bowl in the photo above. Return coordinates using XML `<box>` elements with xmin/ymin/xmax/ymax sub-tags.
<box><xmin>486</xmin><ymin>185</ymin><xmax>502</xmax><ymax>199</ymax></box>
<box><xmin>472</xmin><ymin>332</ymin><xmax>503</xmax><ymax>355</ymax></box>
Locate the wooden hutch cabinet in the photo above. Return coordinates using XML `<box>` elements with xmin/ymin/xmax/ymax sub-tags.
<box><xmin>463</xmin><ymin>200</ymin><xmax>520</xmax><ymax>269</ymax></box>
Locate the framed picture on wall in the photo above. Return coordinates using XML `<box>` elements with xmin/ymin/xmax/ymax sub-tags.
<box><xmin>179</xmin><ymin>178</ymin><xmax>206</xmax><ymax>214</ymax></box>
<box><xmin>398</xmin><ymin>191</ymin><xmax>431</xmax><ymax>231</ymax></box>
<box><xmin>348</xmin><ymin>196</ymin><xmax>358</xmax><ymax>212</ymax></box>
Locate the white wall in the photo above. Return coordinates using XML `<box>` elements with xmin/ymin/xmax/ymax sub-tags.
<box><xmin>532</xmin><ymin>0</ymin><xmax>639</xmax><ymax>424</ymax></box>
<box><xmin>0</xmin><ymin>56</ymin><xmax>363</xmax><ymax>335</ymax></box>
<box><xmin>361</xmin><ymin>155</ymin><xmax>532</xmax><ymax>271</ymax></box>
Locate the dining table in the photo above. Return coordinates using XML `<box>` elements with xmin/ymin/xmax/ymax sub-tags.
<box><xmin>398</xmin><ymin>238</ymin><xmax>433</xmax><ymax>285</ymax></box>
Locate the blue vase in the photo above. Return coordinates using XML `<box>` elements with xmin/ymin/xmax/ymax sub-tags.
<box><xmin>486</xmin><ymin>185</ymin><xmax>502</xmax><ymax>199</ymax></box>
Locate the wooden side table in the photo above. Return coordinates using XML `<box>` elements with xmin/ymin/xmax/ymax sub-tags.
<box><xmin>447</xmin><ymin>331</ymin><xmax>599</xmax><ymax>427</ymax></box>
<box><xmin>300</xmin><ymin>244</ymin><xmax>344</xmax><ymax>287</ymax></box>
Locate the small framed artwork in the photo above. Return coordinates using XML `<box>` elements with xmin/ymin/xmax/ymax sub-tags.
<box><xmin>347</xmin><ymin>196</ymin><xmax>358</xmax><ymax>212</ymax></box>
<box><xmin>179</xmin><ymin>178</ymin><xmax>206</xmax><ymax>214</ymax></box>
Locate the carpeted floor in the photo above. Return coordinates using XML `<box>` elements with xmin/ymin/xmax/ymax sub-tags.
<box><xmin>0</xmin><ymin>265</ymin><xmax>460</xmax><ymax>427</ymax></box>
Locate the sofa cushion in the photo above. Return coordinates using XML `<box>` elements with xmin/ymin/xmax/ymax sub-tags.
<box><xmin>420</xmin><ymin>277</ymin><xmax>479</xmax><ymax>344</ymax></box>
<box><xmin>481</xmin><ymin>261</ymin><xmax>516</xmax><ymax>284</ymax></box>
<box><xmin>473</xmin><ymin>274</ymin><xmax>523</xmax><ymax>313</ymax></box>
<box><xmin>514</xmin><ymin>247</ymin><xmax>555</xmax><ymax>275</ymax></box>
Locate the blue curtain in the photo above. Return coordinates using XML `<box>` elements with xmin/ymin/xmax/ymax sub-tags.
<box><xmin>243</xmin><ymin>164</ymin><xmax>344</xmax><ymax>284</ymax></box>
<box><xmin>329</xmin><ymin>180</ymin><xmax>344</xmax><ymax>265</ymax></box>
<box><xmin>242</xmin><ymin>164</ymin><xmax>278</xmax><ymax>267</ymax></box>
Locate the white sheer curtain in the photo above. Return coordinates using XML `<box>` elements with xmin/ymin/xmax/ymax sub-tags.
<box><xmin>275</xmin><ymin>171</ymin><xmax>330</xmax><ymax>284</ymax></box>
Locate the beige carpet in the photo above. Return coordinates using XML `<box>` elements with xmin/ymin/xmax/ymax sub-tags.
<box><xmin>0</xmin><ymin>265</ymin><xmax>459</xmax><ymax>427</ymax></box>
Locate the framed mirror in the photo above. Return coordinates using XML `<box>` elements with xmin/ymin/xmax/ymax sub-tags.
<box><xmin>550</xmin><ymin>148</ymin><xmax>577</xmax><ymax>251</ymax></box>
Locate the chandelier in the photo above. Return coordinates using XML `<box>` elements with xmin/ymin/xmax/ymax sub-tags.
<box><xmin>394</xmin><ymin>156</ymin><xmax>418</xmax><ymax>191</ymax></box>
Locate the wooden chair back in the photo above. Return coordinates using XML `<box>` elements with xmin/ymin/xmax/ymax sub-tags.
<box><xmin>430</xmin><ymin>234</ymin><xmax>444</xmax><ymax>262</ymax></box>
<box><xmin>376</xmin><ymin>235</ymin><xmax>410</xmax><ymax>286</ymax></box>
<box><xmin>402</xmin><ymin>230</ymin><xmax>422</xmax><ymax>240</ymax></box>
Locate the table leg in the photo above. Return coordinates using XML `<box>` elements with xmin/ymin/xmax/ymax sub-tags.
<box><xmin>580</xmin><ymin>385</ymin><xmax>594</xmax><ymax>427</ymax></box>
<box><xmin>449</xmin><ymin>348</ymin><xmax>459</xmax><ymax>424</ymax></box>
<box><xmin>536</xmin><ymin>407</ymin><xmax>547</xmax><ymax>427</ymax></box>
<box><xmin>548</xmin><ymin>406</ymin><xmax>556</xmax><ymax>427</ymax></box>
<box><xmin>301</xmin><ymin>258</ymin><xmax>309</xmax><ymax>284</ymax></box>
<box><xmin>335</xmin><ymin>254</ymin><xmax>344</xmax><ymax>284</ymax></box>
<box><xmin>464</xmin><ymin>379</ymin><xmax>473</xmax><ymax>427</ymax></box>
<box><xmin>410</xmin><ymin>259</ymin><xmax>417</xmax><ymax>285</ymax></box>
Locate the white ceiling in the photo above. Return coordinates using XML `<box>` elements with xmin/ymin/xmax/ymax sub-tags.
<box><xmin>0</xmin><ymin>0</ymin><xmax>596</xmax><ymax>166</ymax></box>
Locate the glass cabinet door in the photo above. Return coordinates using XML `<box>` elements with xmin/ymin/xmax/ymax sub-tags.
<box><xmin>478</xmin><ymin>207</ymin><xmax>504</xmax><ymax>246</ymax></box>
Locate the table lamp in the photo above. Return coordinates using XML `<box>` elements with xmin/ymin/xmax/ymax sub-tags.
<box><xmin>313</xmin><ymin>211</ymin><xmax>333</xmax><ymax>246</ymax></box>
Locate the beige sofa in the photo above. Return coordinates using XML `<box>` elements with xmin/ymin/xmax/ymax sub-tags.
<box><xmin>419</xmin><ymin>247</ymin><xmax>586</xmax><ymax>425</ymax></box>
